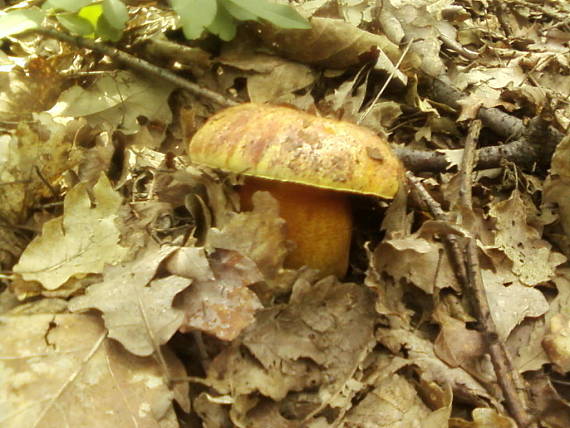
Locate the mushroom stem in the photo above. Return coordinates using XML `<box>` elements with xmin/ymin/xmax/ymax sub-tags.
<box><xmin>239</xmin><ymin>177</ymin><xmax>352</xmax><ymax>278</ymax></box>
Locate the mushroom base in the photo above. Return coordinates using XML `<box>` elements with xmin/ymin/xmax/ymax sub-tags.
<box><xmin>239</xmin><ymin>177</ymin><xmax>352</xmax><ymax>278</ymax></box>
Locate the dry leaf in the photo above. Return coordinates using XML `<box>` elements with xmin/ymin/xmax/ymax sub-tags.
<box><xmin>0</xmin><ymin>313</ymin><xmax>189</xmax><ymax>428</ymax></box>
<box><xmin>372</xmin><ymin>220</ymin><xmax>457</xmax><ymax>295</ymax></box>
<box><xmin>13</xmin><ymin>174</ymin><xmax>128</xmax><ymax>291</ymax></box>
<box><xmin>544</xmin><ymin>134</ymin><xmax>570</xmax><ymax>257</ymax></box>
<box><xmin>69</xmin><ymin>243</ymin><xmax>189</xmax><ymax>356</ymax></box>
<box><xmin>543</xmin><ymin>313</ymin><xmax>570</xmax><ymax>373</ymax></box>
<box><xmin>482</xmin><ymin>267</ymin><xmax>549</xmax><ymax>341</ymax></box>
<box><xmin>178</xmin><ymin>248</ymin><xmax>263</xmax><ymax>341</ymax></box>
<box><xmin>218</xmin><ymin>50</ymin><xmax>315</xmax><ymax>104</ymax></box>
<box><xmin>488</xmin><ymin>189</ymin><xmax>566</xmax><ymax>286</ymax></box>
<box><xmin>48</xmin><ymin>71</ymin><xmax>175</xmax><ymax>135</ymax></box>
<box><xmin>205</xmin><ymin>276</ymin><xmax>376</xmax><ymax>423</ymax></box>
<box><xmin>0</xmin><ymin>114</ymin><xmax>81</xmax><ymax>224</ymax></box>
<box><xmin>206</xmin><ymin>192</ymin><xmax>290</xmax><ymax>280</ymax></box>
<box><xmin>256</xmin><ymin>17</ymin><xmax>404</xmax><ymax>70</ymax></box>
<box><xmin>344</xmin><ymin>373</ymin><xmax>451</xmax><ymax>427</ymax></box>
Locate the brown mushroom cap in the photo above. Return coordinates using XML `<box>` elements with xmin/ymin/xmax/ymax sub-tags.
<box><xmin>189</xmin><ymin>103</ymin><xmax>402</xmax><ymax>198</ymax></box>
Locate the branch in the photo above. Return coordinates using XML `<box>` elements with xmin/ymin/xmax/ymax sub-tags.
<box><xmin>24</xmin><ymin>28</ymin><xmax>238</xmax><ymax>108</ymax></box>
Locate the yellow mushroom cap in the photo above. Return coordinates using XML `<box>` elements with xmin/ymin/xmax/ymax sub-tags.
<box><xmin>189</xmin><ymin>103</ymin><xmax>402</xmax><ymax>198</ymax></box>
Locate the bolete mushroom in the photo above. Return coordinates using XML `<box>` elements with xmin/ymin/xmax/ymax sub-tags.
<box><xmin>189</xmin><ymin>103</ymin><xmax>403</xmax><ymax>277</ymax></box>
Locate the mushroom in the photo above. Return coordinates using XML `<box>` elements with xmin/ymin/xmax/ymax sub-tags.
<box><xmin>189</xmin><ymin>103</ymin><xmax>403</xmax><ymax>277</ymax></box>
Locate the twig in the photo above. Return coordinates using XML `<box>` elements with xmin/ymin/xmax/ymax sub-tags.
<box><xmin>423</xmin><ymin>75</ymin><xmax>564</xmax><ymax>146</ymax></box>
<box><xmin>457</xmin><ymin>120</ymin><xmax>481</xmax><ymax>209</ymax></box>
<box><xmin>405</xmin><ymin>171</ymin><xmax>468</xmax><ymax>288</ymax></box>
<box><xmin>23</xmin><ymin>28</ymin><xmax>238</xmax><ymax>108</ymax></box>
<box><xmin>458</xmin><ymin>123</ymin><xmax>536</xmax><ymax>428</ymax></box>
<box><xmin>409</xmin><ymin>122</ymin><xmax>536</xmax><ymax>427</ymax></box>
<box><xmin>464</xmin><ymin>240</ymin><xmax>536</xmax><ymax>428</ymax></box>
<box><xmin>395</xmin><ymin>138</ymin><xmax>540</xmax><ymax>173</ymax></box>
<box><xmin>439</xmin><ymin>32</ymin><xmax>478</xmax><ymax>61</ymax></box>
<box><xmin>359</xmin><ymin>38</ymin><xmax>414</xmax><ymax>124</ymax></box>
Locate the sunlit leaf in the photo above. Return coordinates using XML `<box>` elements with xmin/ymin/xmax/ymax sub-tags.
<box><xmin>44</xmin><ymin>0</ymin><xmax>93</xmax><ymax>13</ymax></box>
<box><xmin>171</xmin><ymin>0</ymin><xmax>217</xmax><ymax>40</ymax></box>
<box><xmin>77</xmin><ymin>3</ymin><xmax>103</xmax><ymax>30</ymax></box>
<box><xmin>0</xmin><ymin>9</ymin><xmax>44</xmax><ymax>39</ymax></box>
<box><xmin>96</xmin><ymin>13</ymin><xmax>123</xmax><ymax>41</ymax></box>
<box><xmin>56</xmin><ymin>13</ymin><xmax>94</xmax><ymax>36</ymax></box>
<box><xmin>223</xmin><ymin>0</ymin><xmax>310</xmax><ymax>29</ymax></box>
<box><xmin>102</xmin><ymin>0</ymin><xmax>128</xmax><ymax>30</ymax></box>
<box><xmin>13</xmin><ymin>174</ymin><xmax>128</xmax><ymax>290</ymax></box>
<box><xmin>207</xmin><ymin>1</ymin><xmax>237</xmax><ymax>41</ymax></box>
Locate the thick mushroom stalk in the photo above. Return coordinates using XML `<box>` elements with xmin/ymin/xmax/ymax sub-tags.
<box><xmin>189</xmin><ymin>103</ymin><xmax>403</xmax><ymax>278</ymax></box>
<box><xmin>239</xmin><ymin>177</ymin><xmax>352</xmax><ymax>277</ymax></box>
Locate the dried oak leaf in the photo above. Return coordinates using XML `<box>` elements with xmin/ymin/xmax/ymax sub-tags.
<box><xmin>0</xmin><ymin>114</ymin><xmax>82</xmax><ymax>224</ymax></box>
<box><xmin>206</xmin><ymin>191</ymin><xmax>290</xmax><ymax>281</ymax></box>
<box><xmin>255</xmin><ymin>17</ymin><xmax>405</xmax><ymax>71</ymax></box>
<box><xmin>48</xmin><ymin>71</ymin><xmax>175</xmax><ymax>136</ymax></box>
<box><xmin>205</xmin><ymin>276</ymin><xmax>376</xmax><ymax>422</ymax></box>
<box><xmin>69</xmin><ymin>243</ymin><xmax>190</xmax><ymax>356</ymax></box>
<box><xmin>481</xmin><ymin>266</ymin><xmax>549</xmax><ymax>341</ymax></box>
<box><xmin>0</xmin><ymin>313</ymin><xmax>189</xmax><ymax>428</ymax></box>
<box><xmin>13</xmin><ymin>174</ymin><xmax>128</xmax><ymax>291</ymax></box>
<box><xmin>371</xmin><ymin>220</ymin><xmax>458</xmax><ymax>295</ymax></box>
<box><xmin>543</xmin><ymin>313</ymin><xmax>570</xmax><ymax>373</ymax></box>
<box><xmin>344</xmin><ymin>373</ymin><xmax>451</xmax><ymax>427</ymax></box>
<box><xmin>0</xmin><ymin>57</ymin><xmax>65</xmax><ymax>122</ymax></box>
<box><xmin>377</xmin><ymin>327</ymin><xmax>500</xmax><ymax>410</ymax></box>
<box><xmin>488</xmin><ymin>189</ymin><xmax>566</xmax><ymax>286</ymax></box>
<box><xmin>544</xmin><ymin>134</ymin><xmax>570</xmax><ymax>257</ymax></box>
<box><xmin>449</xmin><ymin>408</ymin><xmax>518</xmax><ymax>428</ymax></box>
<box><xmin>434</xmin><ymin>312</ymin><xmax>486</xmax><ymax>368</ymax></box>
<box><xmin>218</xmin><ymin>48</ymin><xmax>316</xmax><ymax>104</ymax></box>
<box><xmin>178</xmin><ymin>248</ymin><xmax>263</xmax><ymax>341</ymax></box>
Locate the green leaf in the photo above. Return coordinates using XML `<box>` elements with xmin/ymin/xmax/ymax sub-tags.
<box><xmin>77</xmin><ymin>3</ymin><xmax>103</xmax><ymax>30</ymax></box>
<box><xmin>44</xmin><ymin>0</ymin><xmax>94</xmax><ymax>13</ymax></box>
<box><xmin>207</xmin><ymin>1</ymin><xmax>237</xmax><ymax>41</ymax></box>
<box><xmin>57</xmin><ymin>13</ymin><xmax>94</xmax><ymax>36</ymax></box>
<box><xmin>0</xmin><ymin>9</ymin><xmax>44</xmax><ymax>39</ymax></box>
<box><xmin>171</xmin><ymin>0</ymin><xmax>217</xmax><ymax>40</ymax></box>
<box><xmin>103</xmin><ymin>0</ymin><xmax>128</xmax><ymax>30</ymax></box>
<box><xmin>224</xmin><ymin>0</ymin><xmax>310</xmax><ymax>29</ymax></box>
<box><xmin>96</xmin><ymin>13</ymin><xmax>123</xmax><ymax>41</ymax></box>
<box><xmin>221</xmin><ymin>0</ymin><xmax>257</xmax><ymax>21</ymax></box>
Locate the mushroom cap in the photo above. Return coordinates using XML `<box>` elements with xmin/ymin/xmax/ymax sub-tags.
<box><xmin>189</xmin><ymin>103</ymin><xmax>403</xmax><ymax>198</ymax></box>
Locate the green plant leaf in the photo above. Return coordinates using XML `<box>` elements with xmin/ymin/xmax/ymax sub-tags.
<box><xmin>57</xmin><ymin>13</ymin><xmax>94</xmax><ymax>36</ymax></box>
<box><xmin>103</xmin><ymin>0</ymin><xmax>128</xmax><ymax>30</ymax></box>
<box><xmin>171</xmin><ymin>0</ymin><xmax>217</xmax><ymax>40</ymax></box>
<box><xmin>0</xmin><ymin>9</ymin><xmax>44</xmax><ymax>39</ymax></box>
<box><xmin>221</xmin><ymin>0</ymin><xmax>257</xmax><ymax>21</ymax></box>
<box><xmin>224</xmin><ymin>0</ymin><xmax>310</xmax><ymax>29</ymax></box>
<box><xmin>44</xmin><ymin>0</ymin><xmax>94</xmax><ymax>13</ymax></box>
<box><xmin>96</xmin><ymin>13</ymin><xmax>123</xmax><ymax>41</ymax></box>
<box><xmin>78</xmin><ymin>3</ymin><xmax>104</xmax><ymax>30</ymax></box>
<box><xmin>207</xmin><ymin>1</ymin><xmax>237</xmax><ymax>41</ymax></box>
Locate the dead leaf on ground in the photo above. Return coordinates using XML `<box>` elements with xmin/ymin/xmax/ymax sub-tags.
<box><xmin>256</xmin><ymin>17</ymin><xmax>407</xmax><ymax>74</ymax></box>
<box><xmin>178</xmin><ymin>248</ymin><xmax>263</xmax><ymax>341</ymax></box>
<box><xmin>0</xmin><ymin>114</ymin><xmax>82</xmax><ymax>224</ymax></box>
<box><xmin>13</xmin><ymin>174</ymin><xmax>129</xmax><ymax>293</ymax></box>
<box><xmin>488</xmin><ymin>189</ymin><xmax>566</xmax><ymax>286</ymax></box>
<box><xmin>203</xmin><ymin>276</ymin><xmax>376</xmax><ymax>424</ymax></box>
<box><xmin>69</xmin><ymin>243</ymin><xmax>189</xmax><ymax>356</ymax></box>
<box><xmin>48</xmin><ymin>71</ymin><xmax>175</xmax><ymax>136</ymax></box>
<box><xmin>0</xmin><ymin>313</ymin><xmax>189</xmax><ymax>428</ymax></box>
<box><xmin>206</xmin><ymin>191</ymin><xmax>290</xmax><ymax>284</ymax></box>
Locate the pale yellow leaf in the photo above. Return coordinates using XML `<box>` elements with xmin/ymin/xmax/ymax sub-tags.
<box><xmin>0</xmin><ymin>313</ymin><xmax>188</xmax><ymax>428</ymax></box>
<box><xmin>13</xmin><ymin>174</ymin><xmax>128</xmax><ymax>290</ymax></box>
<box><xmin>69</xmin><ymin>244</ymin><xmax>189</xmax><ymax>356</ymax></box>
